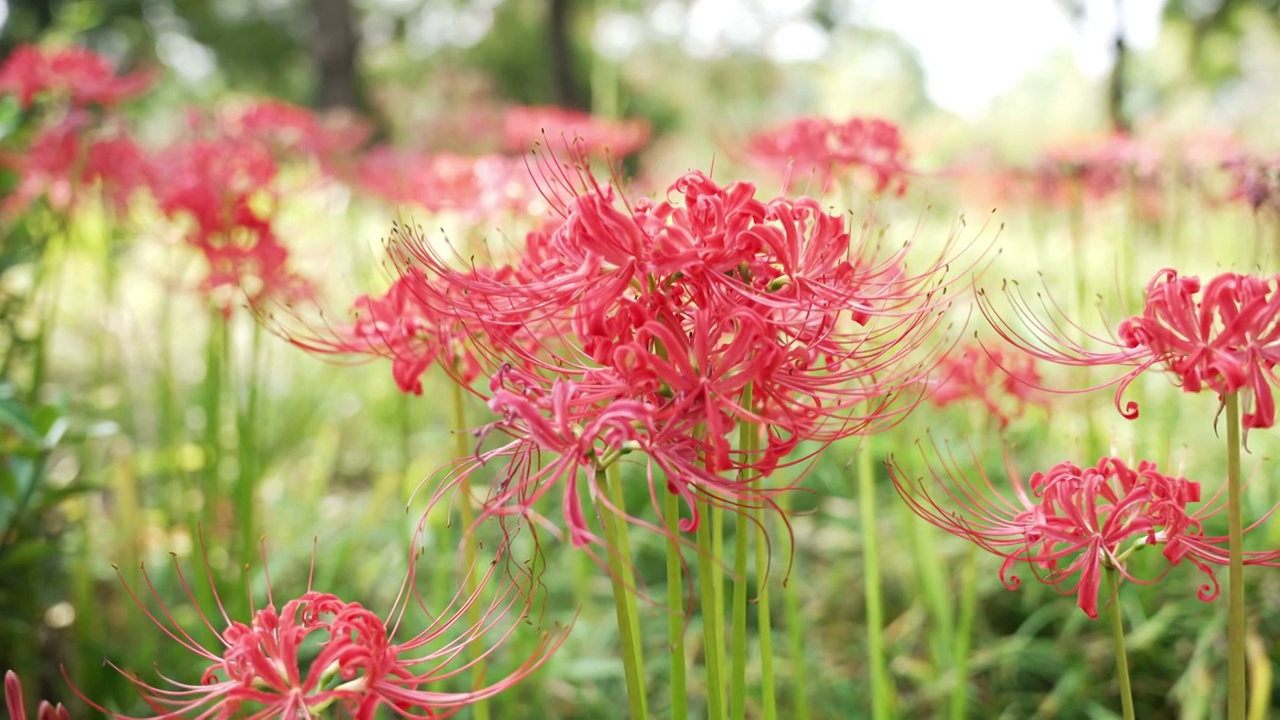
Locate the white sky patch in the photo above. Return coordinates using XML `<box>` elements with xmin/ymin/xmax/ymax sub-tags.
<box><xmin>767</xmin><ymin>19</ymin><xmax>830</xmax><ymax>64</ymax></box>
<box><xmin>862</xmin><ymin>0</ymin><xmax>1167</xmax><ymax>116</ymax></box>
<box><xmin>0</xmin><ymin>1</ymin><xmax>9</xmax><ymax>35</ymax></box>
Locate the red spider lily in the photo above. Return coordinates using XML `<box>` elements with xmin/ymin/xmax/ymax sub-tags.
<box><xmin>0</xmin><ymin>113</ymin><xmax>150</xmax><ymax>217</ymax></box>
<box><xmin>1020</xmin><ymin>134</ymin><xmax>1164</xmax><ymax>217</ymax></box>
<box><xmin>502</xmin><ymin>105</ymin><xmax>650</xmax><ymax>159</ymax></box>
<box><xmin>981</xmin><ymin>268</ymin><xmax>1280</xmax><ymax>430</ymax></box>
<box><xmin>347</xmin><ymin>161</ymin><xmax>982</xmax><ymax>567</ymax></box>
<box><xmin>215</xmin><ymin>98</ymin><xmax>372</xmax><ymax>171</ymax></box>
<box><xmin>1222</xmin><ymin>152</ymin><xmax>1280</xmax><ymax>215</ymax></box>
<box><xmin>927</xmin><ymin>343</ymin><xmax>1049</xmax><ymax>427</ymax></box>
<box><xmin>745</xmin><ymin>116</ymin><xmax>911</xmax><ymax>196</ymax></box>
<box><xmin>71</xmin><ymin>533</ymin><xmax>564</xmax><ymax>719</ymax></box>
<box><xmin>888</xmin><ymin>442</ymin><xmax>1280</xmax><ymax>619</ymax></box>
<box><xmin>0</xmin><ymin>44</ymin><xmax>154</xmax><ymax>110</ymax></box>
<box><xmin>4</xmin><ymin>672</ymin><xmax>68</xmax><ymax>720</ymax></box>
<box><xmin>153</xmin><ymin>136</ymin><xmax>309</xmax><ymax>314</ymax></box>
<box><xmin>353</xmin><ymin>147</ymin><xmax>548</xmax><ymax>219</ymax></box>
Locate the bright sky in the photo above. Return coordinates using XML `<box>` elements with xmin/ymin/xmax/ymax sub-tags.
<box><xmin>861</xmin><ymin>0</ymin><xmax>1168</xmax><ymax>115</ymax></box>
<box><xmin>648</xmin><ymin>0</ymin><xmax>1168</xmax><ymax>117</ymax></box>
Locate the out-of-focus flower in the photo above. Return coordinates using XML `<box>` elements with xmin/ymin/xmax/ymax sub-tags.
<box><xmin>1222</xmin><ymin>153</ymin><xmax>1280</xmax><ymax>215</ymax></box>
<box><xmin>0</xmin><ymin>44</ymin><xmax>154</xmax><ymax>110</ymax></box>
<box><xmin>0</xmin><ymin>113</ymin><xmax>151</xmax><ymax>217</ymax></box>
<box><xmin>889</xmin><ymin>446</ymin><xmax>1280</xmax><ymax>619</ymax></box>
<box><xmin>745</xmin><ymin>116</ymin><xmax>911</xmax><ymax>196</ymax></box>
<box><xmin>982</xmin><ymin>268</ymin><xmax>1280</xmax><ymax>430</ymax></box>
<box><xmin>72</xmin><ymin>535</ymin><xmax>564</xmax><ymax>719</ymax></box>
<box><xmin>153</xmin><ymin>136</ymin><xmax>309</xmax><ymax>314</ymax></box>
<box><xmin>927</xmin><ymin>343</ymin><xmax>1048</xmax><ymax>427</ymax></box>
<box><xmin>216</xmin><ymin>98</ymin><xmax>372</xmax><ymax>169</ymax></box>
<box><xmin>354</xmin><ymin>148</ymin><xmax>546</xmax><ymax>218</ymax></box>
<box><xmin>4</xmin><ymin>671</ymin><xmax>68</xmax><ymax>720</ymax></box>
<box><xmin>1019</xmin><ymin>134</ymin><xmax>1164</xmax><ymax>218</ymax></box>
<box><xmin>502</xmin><ymin>105</ymin><xmax>650</xmax><ymax>159</ymax></box>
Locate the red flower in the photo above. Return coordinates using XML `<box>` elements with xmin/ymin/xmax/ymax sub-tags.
<box><xmin>4</xmin><ymin>671</ymin><xmax>68</xmax><ymax>720</ymax></box>
<box><xmin>0</xmin><ymin>113</ymin><xmax>150</xmax><ymax>217</ymax></box>
<box><xmin>0</xmin><ymin>44</ymin><xmax>154</xmax><ymax>109</ymax></box>
<box><xmin>72</xmin><ymin>534</ymin><xmax>564</xmax><ymax>719</ymax></box>
<box><xmin>216</xmin><ymin>98</ymin><xmax>372</xmax><ymax>170</ymax></box>
<box><xmin>364</xmin><ymin>163</ymin><xmax>971</xmax><ymax>568</ymax></box>
<box><xmin>1223</xmin><ymin>152</ymin><xmax>1280</xmax><ymax>214</ymax></box>
<box><xmin>354</xmin><ymin>148</ymin><xmax>546</xmax><ymax>219</ymax></box>
<box><xmin>982</xmin><ymin>268</ymin><xmax>1280</xmax><ymax>430</ymax></box>
<box><xmin>927</xmin><ymin>343</ymin><xmax>1049</xmax><ymax>427</ymax></box>
<box><xmin>745</xmin><ymin>116</ymin><xmax>911</xmax><ymax>195</ymax></box>
<box><xmin>889</xmin><ymin>444</ymin><xmax>1280</xmax><ymax>619</ymax></box>
<box><xmin>153</xmin><ymin>135</ymin><xmax>309</xmax><ymax>313</ymax></box>
<box><xmin>502</xmin><ymin>105</ymin><xmax>650</xmax><ymax>159</ymax></box>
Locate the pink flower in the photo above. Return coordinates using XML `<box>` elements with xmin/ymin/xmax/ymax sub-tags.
<box><xmin>927</xmin><ymin>343</ymin><xmax>1049</xmax><ymax>427</ymax></box>
<box><xmin>1222</xmin><ymin>152</ymin><xmax>1280</xmax><ymax>214</ymax></box>
<box><xmin>502</xmin><ymin>105</ymin><xmax>650</xmax><ymax>159</ymax></box>
<box><xmin>0</xmin><ymin>44</ymin><xmax>154</xmax><ymax>109</ymax></box>
<box><xmin>982</xmin><ymin>268</ymin><xmax>1280</xmax><ymax>429</ymax></box>
<box><xmin>0</xmin><ymin>113</ymin><xmax>150</xmax><ymax>217</ymax></box>
<box><xmin>73</xmin><ymin>534</ymin><xmax>564</xmax><ymax>719</ymax></box>
<box><xmin>745</xmin><ymin>116</ymin><xmax>911</xmax><ymax>195</ymax></box>
<box><xmin>4</xmin><ymin>671</ymin><xmax>68</xmax><ymax>720</ymax></box>
<box><xmin>353</xmin><ymin>148</ymin><xmax>545</xmax><ymax>218</ymax></box>
<box><xmin>889</xmin><ymin>444</ymin><xmax>1280</xmax><ymax>619</ymax></box>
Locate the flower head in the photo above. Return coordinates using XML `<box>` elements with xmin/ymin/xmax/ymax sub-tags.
<box><xmin>74</xmin><ymin>532</ymin><xmax>563</xmax><ymax>719</ymax></box>
<box><xmin>889</xmin><ymin>442</ymin><xmax>1280</xmax><ymax>618</ymax></box>
<box><xmin>745</xmin><ymin>116</ymin><xmax>911</xmax><ymax>196</ymax></box>
<box><xmin>502</xmin><ymin>105</ymin><xmax>650</xmax><ymax>159</ymax></box>
<box><xmin>0</xmin><ymin>44</ymin><xmax>154</xmax><ymax>109</ymax></box>
<box><xmin>927</xmin><ymin>343</ymin><xmax>1048</xmax><ymax>427</ymax></box>
<box><xmin>981</xmin><ymin>268</ymin><xmax>1280</xmax><ymax>430</ymax></box>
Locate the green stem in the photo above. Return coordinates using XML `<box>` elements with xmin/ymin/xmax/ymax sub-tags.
<box><xmin>697</xmin><ymin>499</ymin><xmax>727</xmax><ymax>720</ymax></box>
<box><xmin>449</xmin><ymin>380</ymin><xmax>490</xmax><ymax>720</ymax></box>
<box><xmin>599</xmin><ymin>466</ymin><xmax>648</xmax><ymax>718</ymax></box>
<box><xmin>731</xmin><ymin>386</ymin><xmax>756</xmax><ymax>720</ymax></box>
<box><xmin>858</xmin><ymin>443</ymin><xmax>892</xmax><ymax>719</ymax></box>
<box><xmin>1226</xmin><ymin>391</ymin><xmax>1245</xmax><ymax>720</ymax></box>
<box><xmin>948</xmin><ymin>545</ymin><xmax>978</xmax><ymax>720</ymax></box>
<box><xmin>778</xmin><ymin>491</ymin><xmax>810</xmax><ymax>720</ymax></box>
<box><xmin>1107</xmin><ymin>565</ymin><xmax>1136</xmax><ymax>720</ymax></box>
<box><xmin>665</xmin><ymin>488</ymin><xmax>688</xmax><ymax>720</ymax></box>
<box><xmin>234</xmin><ymin>321</ymin><xmax>262</xmax><ymax>570</ymax></box>
<box><xmin>756</xmin><ymin>499</ymin><xmax>776</xmax><ymax>720</ymax></box>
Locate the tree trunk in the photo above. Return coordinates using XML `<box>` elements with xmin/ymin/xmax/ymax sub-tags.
<box><xmin>313</xmin><ymin>0</ymin><xmax>362</xmax><ymax>110</ymax></box>
<box><xmin>1108</xmin><ymin>0</ymin><xmax>1130</xmax><ymax>133</ymax></box>
<box><xmin>548</xmin><ymin>0</ymin><xmax>584</xmax><ymax>109</ymax></box>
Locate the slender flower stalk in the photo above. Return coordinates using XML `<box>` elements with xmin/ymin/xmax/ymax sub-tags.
<box><xmin>859</xmin><ymin>442</ymin><xmax>893</xmax><ymax>719</ymax></box>
<box><xmin>599</xmin><ymin>467</ymin><xmax>650</xmax><ymax>719</ymax></box>
<box><xmin>697</xmin><ymin>499</ymin><xmax>727</xmax><ymax>720</ymax></box>
<box><xmin>949</xmin><ymin>544</ymin><xmax>978</xmax><ymax>720</ymax></box>
<box><xmin>1226</xmin><ymin>392</ymin><xmax>1245</xmax><ymax>720</ymax></box>
<box><xmin>450</xmin><ymin>379</ymin><xmax>490</xmax><ymax>720</ymax></box>
<box><xmin>778</xmin><ymin>490</ymin><xmax>810</xmax><ymax>720</ymax></box>
<box><xmin>1107</xmin><ymin>565</ymin><xmax>1136</xmax><ymax>720</ymax></box>
<box><xmin>665</xmin><ymin>488</ymin><xmax>689</xmax><ymax>720</ymax></box>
